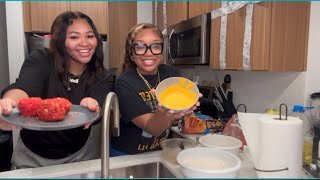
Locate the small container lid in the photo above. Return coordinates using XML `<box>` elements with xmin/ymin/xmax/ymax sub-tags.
<box><xmin>292</xmin><ymin>105</ymin><xmax>305</xmax><ymax>112</ymax></box>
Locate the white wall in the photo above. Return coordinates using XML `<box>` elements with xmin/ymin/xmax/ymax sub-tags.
<box><xmin>5</xmin><ymin>2</ymin><xmax>26</xmax><ymax>84</ymax></box>
<box><xmin>305</xmin><ymin>2</ymin><xmax>320</xmax><ymax>98</ymax></box>
<box><xmin>182</xmin><ymin>67</ymin><xmax>306</xmax><ymax>113</ymax></box>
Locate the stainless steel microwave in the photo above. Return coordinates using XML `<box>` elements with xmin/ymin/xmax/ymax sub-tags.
<box><xmin>166</xmin><ymin>13</ymin><xmax>210</xmax><ymax>65</ymax></box>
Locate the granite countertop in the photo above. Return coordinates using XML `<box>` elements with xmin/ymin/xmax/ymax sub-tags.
<box><xmin>0</xmin><ymin>151</ymin><xmax>163</xmax><ymax>178</ymax></box>
<box><xmin>0</xmin><ymin>149</ymin><xmax>257</xmax><ymax>178</ymax></box>
<box><xmin>0</xmin><ymin>136</ymin><xmax>257</xmax><ymax>179</ymax></box>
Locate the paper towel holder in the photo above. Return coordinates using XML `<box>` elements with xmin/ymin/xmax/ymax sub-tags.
<box><xmin>236</xmin><ymin>104</ymin><xmax>247</xmax><ymax>113</ymax></box>
<box><xmin>274</xmin><ymin>103</ymin><xmax>288</xmax><ymax>120</ymax></box>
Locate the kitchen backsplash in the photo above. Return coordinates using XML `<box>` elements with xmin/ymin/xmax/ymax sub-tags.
<box><xmin>180</xmin><ymin>66</ymin><xmax>306</xmax><ymax>113</ymax></box>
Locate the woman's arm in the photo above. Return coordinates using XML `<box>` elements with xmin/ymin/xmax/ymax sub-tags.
<box><xmin>132</xmin><ymin>97</ymin><xmax>200</xmax><ymax>137</ymax></box>
<box><xmin>132</xmin><ymin>104</ymin><xmax>177</xmax><ymax>137</ymax></box>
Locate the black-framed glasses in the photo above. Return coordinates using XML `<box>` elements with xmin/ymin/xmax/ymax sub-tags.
<box><xmin>133</xmin><ymin>43</ymin><xmax>163</xmax><ymax>55</ymax></box>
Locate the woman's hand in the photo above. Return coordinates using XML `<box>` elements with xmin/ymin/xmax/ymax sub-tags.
<box><xmin>0</xmin><ymin>98</ymin><xmax>18</xmax><ymax>130</ymax></box>
<box><xmin>152</xmin><ymin>88</ymin><xmax>203</xmax><ymax>119</ymax></box>
<box><xmin>80</xmin><ymin>97</ymin><xmax>100</xmax><ymax>112</ymax></box>
<box><xmin>151</xmin><ymin>88</ymin><xmax>203</xmax><ymax>115</ymax></box>
<box><xmin>80</xmin><ymin>97</ymin><xmax>100</xmax><ymax>129</ymax></box>
<box><xmin>132</xmin><ymin>90</ymin><xmax>203</xmax><ymax>136</ymax></box>
<box><xmin>155</xmin><ymin>103</ymin><xmax>177</xmax><ymax>127</ymax></box>
<box><xmin>178</xmin><ymin>92</ymin><xmax>203</xmax><ymax>117</ymax></box>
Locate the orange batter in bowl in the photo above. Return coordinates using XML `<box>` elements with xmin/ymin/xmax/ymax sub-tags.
<box><xmin>159</xmin><ymin>78</ymin><xmax>197</xmax><ymax>110</ymax></box>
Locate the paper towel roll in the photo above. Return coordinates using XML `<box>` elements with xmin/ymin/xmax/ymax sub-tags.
<box><xmin>256</xmin><ymin>116</ymin><xmax>303</xmax><ymax>178</ymax></box>
<box><xmin>238</xmin><ymin>113</ymin><xmax>303</xmax><ymax>178</ymax></box>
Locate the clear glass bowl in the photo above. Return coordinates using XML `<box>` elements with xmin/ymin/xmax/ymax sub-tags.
<box><xmin>160</xmin><ymin>138</ymin><xmax>197</xmax><ymax>165</ymax></box>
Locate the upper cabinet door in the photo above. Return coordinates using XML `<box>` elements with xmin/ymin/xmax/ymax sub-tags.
<box><xmin>269</xmin><ymin>2</ymin><xmax>310</xmax><ymax>71</ymax></box>
<box><xmin>210</xmin><ymin>2</ymin><xmax>310</xmax><ymax>72</ymax></box>
<box><xmin>156</xmin><ymin>2</ymin><xmax>187</xmax><ymax>30</ymax></box>
<box><xmin>108</xmin><ymin>2</ymin><xmax>137</xmax><ymax>69</ymax></box>
<box><xmin>166</xmin><ymin>2</ymin><xmax>188</xmax><ymax>27</ymax></box>
<box><xmin>23</xmin><ymin>2</ymin><xmax>32</xmax><ymax>32</ymax></box>
<box><xmin>210</xmin><ymin>2</ymin><xmax>272</xmax><ymax>70</ymax></box>
<box><xmin>188</xmin><ymin>2</ymin><xmax>220</xmax><ymax>18</ymax></box>
<box><xmin>30</xmin><ymin>2</ymin><xmax>69</xmax><ymax>32</ymax></box>
<box><xmin>69</xmin><ymin>2</ymin><xmax>109</xmax><ymax>35</ymax></box>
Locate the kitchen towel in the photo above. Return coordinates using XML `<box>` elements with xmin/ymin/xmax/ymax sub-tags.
<box><xmin>238</xmin><ymin>112</ymin><xmax>303</xmax><ymax>178</ymax></box>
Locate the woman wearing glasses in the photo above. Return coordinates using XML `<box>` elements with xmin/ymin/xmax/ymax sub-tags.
<box><xmin>110</xmin><ymin>23</ymin><xmax>200</xmax><ymax>156</ymax></box>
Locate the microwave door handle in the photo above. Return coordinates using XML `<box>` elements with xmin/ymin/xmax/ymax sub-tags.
<box><xmin>168</xmin><ymin>29</ymin><xmax>176</xmax><ymax>63</ymax></box>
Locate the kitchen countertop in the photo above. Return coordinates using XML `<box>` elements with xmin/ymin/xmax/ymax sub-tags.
<box><xmin>0</xmin><ymin>127</ymin><xmax>310</xmax><ymax>178</ymax></box>
<box><xmin>0</xmin><ymin>134</ymin><xmax>256</xmax><ymax>178</ymax></box>
<box><xmin>0</xmin><ymin>149</ymin><xmax>256</xmax><ymax>178</ymax></box>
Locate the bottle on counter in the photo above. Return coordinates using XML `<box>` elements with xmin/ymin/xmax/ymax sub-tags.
<box><xmin>289</xmin><ymin>105</ymin><xmax>314</xmax><ymax>165</ymax></box>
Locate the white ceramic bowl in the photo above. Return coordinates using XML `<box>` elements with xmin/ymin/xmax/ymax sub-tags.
<box><xmin>198</xmin><ymin>134</ymin><xmax>242</xmax><ymax>157</ymax></box>
<box><xmin>177</xmin><ymin>147</ymin><xmax>241</xmax><ymax>178</ymax></box>
<box><xmin>155</xmin><ymin>77</ymin><xmax>199</xmax><ymax>113</ymax></box>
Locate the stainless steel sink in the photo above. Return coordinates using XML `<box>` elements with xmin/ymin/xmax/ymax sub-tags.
<box><xmin>60</xmin><ymin>161</ymin><xmax>176</xmax><ymax>178</ymax></box>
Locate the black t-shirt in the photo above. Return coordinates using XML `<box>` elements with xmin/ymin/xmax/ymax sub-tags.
<box><xmin>111</xmin><ymin>64</ymin><xmax>180</xmax><ymax>154</ymax></box>
<box><xmin>1</xmin><ymin>48</ymin><xmax>114</xmax><ymax>159</ymax></box>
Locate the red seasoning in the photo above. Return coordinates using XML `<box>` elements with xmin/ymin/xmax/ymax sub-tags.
<box><xmin>18</xmin><ymin>97</ymin><xmax>72</xmax><ymax>121</ymax></box>
<box><xmin>37</xmin><ymin>99</ymin><xmax>66</xmax><ymax>121</ymax></box>
<box><xmin>18</xmin><ymin>97</ymin><xmax>43</xmax><ymax>117</ymax></box>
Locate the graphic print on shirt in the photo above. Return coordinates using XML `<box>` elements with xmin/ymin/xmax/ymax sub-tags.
<box><xmin>138</xmin><ymin>89</ymin><xmax>157</xmax><ymax>113</ymax></box>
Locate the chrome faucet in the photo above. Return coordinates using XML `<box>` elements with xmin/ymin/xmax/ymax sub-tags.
<box><xmin>101</xmin><ymin>92</ymin><xmax>120</xmax><ymax>178</ymax></box>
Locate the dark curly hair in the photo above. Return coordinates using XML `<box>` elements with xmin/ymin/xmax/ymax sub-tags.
<box><xmin>49</xmin><ymin>11</ymin><xmax>105</xmax><ymax>92</ymax></box>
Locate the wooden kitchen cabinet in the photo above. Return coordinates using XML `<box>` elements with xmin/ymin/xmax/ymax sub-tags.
<box><xmin>156</xmin><ymin>2</ymin><xmax>310</xmax><ymax>72</ymax></box>
<box><xmin>188</xmin><ymin>2</ymin><xmax>220</xmax><ymax>18</ymax></box>
<box><xmin>23</xmin><ymin>2</ymin><xmax>137</xmax><ymax>69</ymax></box>
<box><xmin>108</xmin><ymin>2</ymin><xmax>137</xmax><ymax>69</ymax></box>
<box><xmin>23</xmin><ymin>2</ymin><xmax>108</xmax><ymax>34</ymax></box>
<box><xmin>155</xmin><ymin>2</ymin><xmax>187</xmax><ymax>31</ymax></box>
<box><xmin>27</xmin><ymin>2</ymin><xmax>69</xmax><ymax>33</ymax></box>
<box><xmin>155</xmin><ymin>2</ymin><xmax>217</xmax><ymax>31</ymax></box>
<box><xmin>69</xmin><ymin>2</ymin><xmax>109</xmax><ymax>35</ymax></box>
<box><xmin>210</xmin><ymin>2</ymin><xmax>310</xmax><ymax>71</ymax></box>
